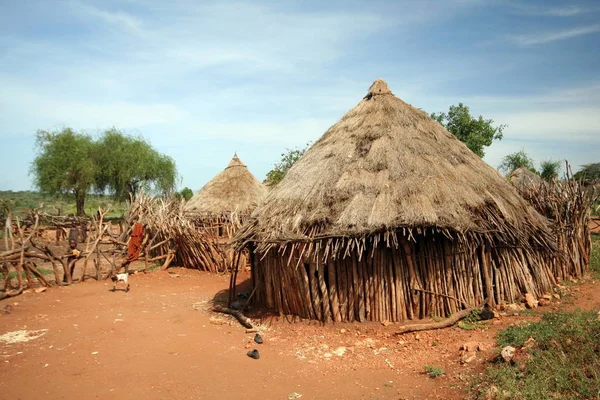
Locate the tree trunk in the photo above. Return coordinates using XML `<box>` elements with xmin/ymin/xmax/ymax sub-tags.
<box><xmin>75</xmin><ymin>191</ymin><xmax>86</xmax><ymax>217</ymax></box>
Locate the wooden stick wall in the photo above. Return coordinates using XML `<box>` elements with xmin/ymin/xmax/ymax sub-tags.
<box><xmin>251</xmin><ymin>235</ymin><xmax>567</xmax><ymax>323</ymax></box>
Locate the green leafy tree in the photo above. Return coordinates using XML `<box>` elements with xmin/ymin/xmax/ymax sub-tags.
<box><xmin>31</xmin><ymin>128</ymin><xmax>96</xmax><ymax>216</ymax></box>
<box><xmin>574</xmin><ymin>163</ymin><xmax>600</xmax><ymax>184</ymax></box>
<box><xmin>180</xmin><ymin>187</ymin><xmax>193</xmax><ymax>201</ymax></box>
<box><xmin>264</xmin><ymin>142</ymin><xmax>311</xmax><ymax>187</ymax></box>
<box><xmin>540</xmin><ymin>159</ymin><xmax>561</xmax><ymax>182</ymax></box>
<box><xmin>498</xmin><ymin>149</ymin><xmax>536</xmax><ymax>176</ymax></box>
<box><xmin>94</xmin><ymin>129</ymin><xmax>177</xmax><ymax>200</ymax></box>
<box><xmin>431</xmin><ymin>103</ymin><xmax>506</xmax><ymax>157</ymax></box>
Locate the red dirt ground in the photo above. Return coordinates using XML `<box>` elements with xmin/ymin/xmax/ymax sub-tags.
<box><xmin>1</xmin><ymin>266</ymin><xmax>599</xmax><ymax>400</ymax></box>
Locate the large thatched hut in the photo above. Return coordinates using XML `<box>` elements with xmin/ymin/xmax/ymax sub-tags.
<box><xmin>186</xmin><ymin>153</ymin><xmax>266</xmax><ymax>238</ymax></box>
<box><xmin>233</xmin><ymin>79</ymin><xmax>566</xmax><ymax>323</ymax></box>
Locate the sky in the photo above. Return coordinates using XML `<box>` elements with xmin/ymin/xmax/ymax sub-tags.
<box><xmin>0</xmin><ymin>0</ymin><xmax>599</xmax><ymax>192</ymax></box>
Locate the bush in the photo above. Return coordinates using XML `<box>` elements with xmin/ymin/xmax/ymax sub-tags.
<box><xmin>423</xmin><ymin>365</ymin><xmax>445</xmax><ymax>378</ymax></box>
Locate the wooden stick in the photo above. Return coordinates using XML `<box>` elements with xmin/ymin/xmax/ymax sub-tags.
<box><xmin>212</xmin><ymin>304</ymin><xmax>253</xmax><ymax>329</ymax></box>
<box><xmin>395</xmin><ymin>300</ymin><xmax>487</xmax><ymax>334</ymax></box>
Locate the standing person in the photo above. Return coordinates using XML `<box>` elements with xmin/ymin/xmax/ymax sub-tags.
<box><xmin>64</xmin><ymin>229</ymin><xmax>80</xmax><ymax>284</ymax></box>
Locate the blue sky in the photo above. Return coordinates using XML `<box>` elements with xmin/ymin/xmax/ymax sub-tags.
<box><xmin>1</xmin><ymin>0</ymin><xmax>599</xmax><ymax>192</ymax></box>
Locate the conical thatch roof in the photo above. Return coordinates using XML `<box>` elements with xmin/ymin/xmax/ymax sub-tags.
<box><xmin>508</xmin><ymin>166</ymin><xmax>545</xmax><ymax>191</ymax></box>
<box><xmin>235</xmin><ymin>79</ymin><xmax>553</xmax><ymax>248</ymax></box>
<box><xmin>185</xmin><ymin>154</ymin><xmax>266</xmax><ymax>216</ymax></box>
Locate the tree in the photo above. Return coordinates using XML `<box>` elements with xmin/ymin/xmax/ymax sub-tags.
<box><xmin>264</xmin><ymin>142</ymin><xmax>311</xmax><ymax>187</ymax></box>
<box><xmin>498</xmin><ymin>149</ymin><xmax>536</xmax><ymax>176</ymax></box>
<box><xmin>180</xmin><ymin>187</ymin><xmax>193</xmax><ymax>201</ymax></box>
<box><xmin>574</xmin><ymin>163</ymin><xmax>600</xmax><ymax>184</ymax></box>
<box><xmin>94</xmin><ymin>129</ymin><xmax>177</xmax><ymax>200</ymax></box>
<box><xmin>31</xmin><ymin>128</ymin><xmax>96</xmax><ymax>216</ymax></box>
<box><xmin>431</xmin><ymin>103</ymin><xmax>506</xmax><ymax>158</ymax></box>
<box><xmin>540</xmin><ymin>159</ymin><xmax>561</xmax><ymax>182</ymax></box>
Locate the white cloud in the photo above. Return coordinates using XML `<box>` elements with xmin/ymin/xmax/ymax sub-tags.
<box><xmin>76</xmin><ymin>4</ymin><xmax>143</xmax><ymax>34</ymax></box>
<box><xmin>510</xmin><ymin>25</ymin><xmax>600</xmax><ymax>46</ymax></box>
<box><xmin>544</xmin><ymin>6</ymin><xmax>585</xmax><ymax>17</ymax></box>
<box><xmin>493</xmin><ymin>108</ymin><xmax>600</xmax><ymax>142</ymax></box>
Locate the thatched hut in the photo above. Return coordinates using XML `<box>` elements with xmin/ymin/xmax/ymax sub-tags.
<box><xmin>508</xmin><ymin>166</ymin><xmax>544</xmax><ymax>191</ymax></box>
<box><xmin>186</xmin><ymin>153</ymin><xmax>266</xmax><ymax>239</ymax></box>
<box><xmin>233</xmin><ymin>79</ymin><xmax>565</xmax><ymax>323</ymax></box>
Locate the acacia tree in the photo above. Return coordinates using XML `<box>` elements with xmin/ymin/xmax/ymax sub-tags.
<box><xmin>31</xmin><ymin>128</ymin><xmax>96</xmax><ymax>216</ymax></box>
<box><xmin>94</xmin><ymin>129</ymin><xmax>177</xmax><ymax>200</ymax></box>
<box><xmin>431</xmin><ymin>103</ymin><xmax>506</xmax><ymax>158</ymax></box>
<box><xmin>498</xmin><ymin>149</ymin><xmax>536</xmax><ymax>176</ymax></box>
<box><xmin>179</xmin><ymin>187</ymin><xmax>193</xmax><ymax>201</ymax></box>
<box><xmin>574</xmin><ymin>163</ymin><xmax>600</xmax><ymax>184</ymax></box>
<box><xmin>264</xmin><ymin>142</ymin><xmax>311</xmax><ymax>187</ymax></box>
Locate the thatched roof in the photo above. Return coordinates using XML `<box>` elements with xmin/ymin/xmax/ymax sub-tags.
<box><xmin>234</xmin><ymin>79</ymin><xmax>553</xmax><ymax>250</ymax></box>
<box><xmin>508</xmin><ymin>167</ymin><xmax>545</xmax><ymax>191</ymax></box>
<box><xmin>185</xmin><ymin>154</ymin><xmax>266</xmax><ymax>217</ymax></box>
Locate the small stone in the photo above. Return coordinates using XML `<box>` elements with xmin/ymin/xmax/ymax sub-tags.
<box><xmin>512</xmin><ymin>348</ymin><xmax>531</xmax><ymax>364</ymax></box>
<box><xmin>254</xmin><ymin>333</ymin><xmax>263</xmax><ymax>344</ymax></box>
<box><xmin>381</xmin><ymin>320</ymin><xmax>391</xmax><ymax>327</ymax></box>
<box><xmin>340</xmin><ymin>329</ymin><xmax>347</xmax><ymax>334</ymax></box>
<box><xmin>460</xmin><ymin>341</ymin><xmax>483</xmax><ymax>352</ymax></box>
<box><xmin>34</xmin><ymin>287</ymin><xmax>47</xmax><ymax>293</ymax></box>
<box><xmin>542</xmin><ymin>294</ymin><xmax>552</xmax><ymax>301</ymax></box>
<box><xmin>538</xmin><ymin>298</ymin><xmax>551</xmax><ymax>307</ymax></box>
<box><xmin>524</xmin><ymin>293</ymin><xmax>538</xmax><ymax>309</ymax></box>
<box><xmin>501</xmin><ymin>346</ymin><xmax>516</xmax><ymax>363</ymax></box>
<box><xmin>524</xmin><ymin>337</ymin><xmax>536</xmax><ymax>349</ymax></box>
<box><xmin>506</xmin><ymin>303</ymin><xmax>523</xmax><ymax>312</ymax></box>
<box><xmin>247</xmin><ymin>349</ymin><xmax>260</xmax><ymax>359</ymax></box>
<box><xmin>323</xmin><ymin>352</ymin><xmax>332</xmax><ymax>358</ymax></box>
<box><xmin>414</xmin><ymin>334</ymin><xmax>421</xmax><ymax>341</ymax></box>
<box><xmin>553</xmin><ymin>293</ymin><xmax>561</xmax><ymax>299</ymax></box>
<box><xmin>460</xmin><ymin>350</ymin><xmax>477</xmax><ymax>364</ymax></box>
<box><xmin>332</xmin><ymin>347</ymin><xmax>346</xmax><ymax>357</ymax></box>
<box><xmin>91</xmin><ymin>351</ymin><xmax>98</xmax><ymax>355</ymax></box>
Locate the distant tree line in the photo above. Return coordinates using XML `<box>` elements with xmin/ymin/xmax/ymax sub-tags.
<box><xmin>31</xmin><ymin>128</ymin><xmax>177</xmax><ymax>216</ymax></box>
<box><xmin>498</xmin><ymin>149</ymin><xmax>599</xmax><ymax>185</ymax></box>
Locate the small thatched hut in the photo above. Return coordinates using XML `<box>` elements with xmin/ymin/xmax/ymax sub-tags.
<box><xmin>186</xmin><ymin>153</ymin><xmax>266</xmax><ymax>239</ymax></box>
<box><xmin>233</xmin><ymin>79</ymin><xmax>566</xmax><ymax>323</ymax></box>
<box><xmin>508</xmin><ymin>166</ymin><xmax>544</xmax><ymax>191</ymax></box>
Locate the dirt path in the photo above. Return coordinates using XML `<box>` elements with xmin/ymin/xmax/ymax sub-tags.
<box><xmin>1</xmin><ymin>268</ymin><xmax>598</xmax><ymax>400</ymax></box>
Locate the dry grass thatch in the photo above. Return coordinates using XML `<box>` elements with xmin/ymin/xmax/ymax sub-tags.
<box><xmin>234</xmin><ymin>79</ymin><xmax>554</xmax><ymax>255</ymax></box>
<box><xmin>508</xmin><ymin>166</ymin><xmax>545</xmax><ymax>191</ymax></box>
<box><xmin>185</xmin><ymin>153</ymin><xmax>266</xmax><ymax>219</ymax></box>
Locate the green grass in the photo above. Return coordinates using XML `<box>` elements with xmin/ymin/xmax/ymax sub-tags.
<box><xmin>457</xmin><ymin>309</ymin><xmax>490</xmax><ymax>330</ymax></box>
<box><xmin>590</xmin><ymin>234</ymin><xmax>600</xmax><ymax>276</ymax></box>
<box><xmin>0</xmin><ymin>267</ymin><xmax>54</xmax><ymax>280</ymax></box>
<box><xmin>423</xmin><ymin>365</ymin><xmax>445</xmax><ymax>378</ymax></box>
<box><xmin>474</xmin><ymin>310</ymin><xmax>600</xmax><ymax>399</ymax></box>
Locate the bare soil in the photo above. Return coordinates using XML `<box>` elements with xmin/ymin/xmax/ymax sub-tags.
<box><xmin>1</xmin><ymin>267</ymin><xmax>599</xmax><ymax>400</ymax></box>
